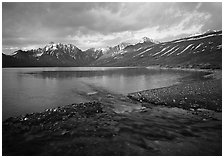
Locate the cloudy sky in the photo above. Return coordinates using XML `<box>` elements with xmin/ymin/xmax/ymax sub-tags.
<box><xmin>2</xmin><ymin>2</ymin><xmax>222</xmax><ymax>54</ymax></box>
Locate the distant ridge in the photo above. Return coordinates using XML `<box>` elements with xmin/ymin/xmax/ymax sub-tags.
<box><xmin>3</xmin><ymin>30</ymin><xmax>222</xmax><ymax>69</ymax></box>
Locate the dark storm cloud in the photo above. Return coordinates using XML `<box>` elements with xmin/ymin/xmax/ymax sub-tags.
<box><xmin>2</xmin><ymin>2</ymin><xmax>222</xmax><ymax>54</ymax></box>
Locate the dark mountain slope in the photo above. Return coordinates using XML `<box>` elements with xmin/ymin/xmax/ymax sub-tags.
<box><xmin>2</xmin><ymin>53</ymin><xmax>42</xmax><ymax>67</ymax></box>
<box><xmin>3</xmin><ymin>43</ymin><xmax>104</xmax><ymax>67</ymax></box>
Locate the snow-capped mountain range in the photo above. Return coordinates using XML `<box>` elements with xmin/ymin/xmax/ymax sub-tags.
<box><xmin>91</xmin><ymin>30</ymin><xmax>222</xmax><ymax>69</ymax></box>
<box><xmin>3</xmin><ymin>31</ymin><xmax>222</xmax><ymax>69</ymax></box>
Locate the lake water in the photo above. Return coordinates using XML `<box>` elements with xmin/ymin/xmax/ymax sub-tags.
<box><xmin>2</xmin><ymin>67</ymin><xmax>210</xmax><ymax>120</ymax></box>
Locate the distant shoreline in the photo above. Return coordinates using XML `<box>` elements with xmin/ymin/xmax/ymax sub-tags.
<box><xmin>3</xmin><ymin>65</ymin><xmax>222</xmax><ymax>70</ymax></box>
<box><xmin>3</xmin><ymin>65</ymin><xmax>222</xmax><ymax>79</ymax></box>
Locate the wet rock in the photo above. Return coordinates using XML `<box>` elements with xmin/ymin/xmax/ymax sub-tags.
<box><xmin>61</xmin><ymin>130</ymin><xmax>69</xmax><ymax>136</ymax></box>
<box><xmin>180</xmin><ymin>129</ymin><xmax>198</xmax><ymax>137</ymax></box>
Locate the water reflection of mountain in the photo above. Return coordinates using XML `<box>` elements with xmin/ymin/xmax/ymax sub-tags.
<box><xmin>24</xmin><ymin>68</ymin><xmax>209</xmax><ymax>80</ymax></box>
<box><xmin>25</xmin><ymin>68</ymin><xmax>150</xmax><ymax>79</ymax></box>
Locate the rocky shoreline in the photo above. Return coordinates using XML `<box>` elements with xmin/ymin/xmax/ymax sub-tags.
<box><xmin>128</xmin><ymin>79</ymin><xmax>222</xmax><ymax>112</ymax></box>
<box><xmin>3</xmin><ymin>70</ymin><xmax>222</xmax><ymax>156</ymax></box>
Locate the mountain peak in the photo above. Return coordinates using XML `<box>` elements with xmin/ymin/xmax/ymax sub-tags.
<box><xmin>142</xmin><ymin>37</ymin><xmax>151</xmax><ymax>42</ymax></box>
<box><xmin>117</xmin><ymin>42</ymin><xmax>131</xmax><ymax>49</ymax></box>
<box><xmin>140</xmin><ymin>37</ymin><xmax>160</xmax><ymax>44</ymax></box>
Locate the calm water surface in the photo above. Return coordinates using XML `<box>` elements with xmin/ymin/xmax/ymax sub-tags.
<box><xmin>3</xmin><ymin>67</ymin><xmax>209</xmax><ymax>120</ymax></box>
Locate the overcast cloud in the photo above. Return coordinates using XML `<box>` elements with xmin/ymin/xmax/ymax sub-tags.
<box><xmin>2</xmin><ymin>2</ymin><xmax>222</xmax><ymax>54</ymax></box>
